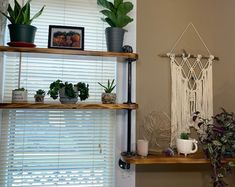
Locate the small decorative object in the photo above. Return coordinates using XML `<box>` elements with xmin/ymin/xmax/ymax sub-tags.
<box><xmin>122</xmin><ymin>45</ymin><xmax>133</xmax><ymax>53</ymax></box>
<box><xmin>34</xmin><ymin>89</ymin><xmax>45</xmax><ymax>103</ymax></box>
<box><xmin>98</xmin><ymin>79</ymin><xmax>116</xmax><ymax>104</ymax></box>
<box><xmin>12</xmin><ymin>88</ymin><xmax>27</xmax><ymax>103</ymax></box>
<box><xmin>137</xmin><ymin>139</ymin><xmax>149</xmax><ymax>157</ymax></box>
<box><xmin>48</xmin><ymin>25</ymin><xmax>84</xmax><ymax>50</ymax></box>
<box><xmin>48</xmin><ymin>80</ymin><xmax>89</xmax><ymax>104</ymax></box>
<box><xmin>193</xmin><ymin>108</ymin><xmax>235</xmax><ymax>187</ymax></box>
<box><xmin>1</xmin><ymin>0</ymin><xmax>45</xmax><ymax>46</ymax></box>
<box><xmin>163</xmin><ymin>147</ymin><xmax>175</xmax><ymax>157</ymax></box>
<box><xmin>97</xmin><ymin>0</ymin><xmax>134</xmax><ymax>52</ymax></box>
<box><xmin>176</xmin><ymin>132</ymin><xmax>198</xmax><ymax>157</ymax></box>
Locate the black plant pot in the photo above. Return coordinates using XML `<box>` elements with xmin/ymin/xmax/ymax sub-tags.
<box><xmin>105</xmin><ymin>27</ymin><xmax>125</xmax><ymax>52</ymax></box>
<box><xmin>8</xmin><ymin>24</ymin><xmax>37</xmax><ymax>44</ymax></box>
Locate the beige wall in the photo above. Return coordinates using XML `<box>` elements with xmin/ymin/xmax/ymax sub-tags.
<box><xmin>136</xmin><ymin>0</ymin><xmax>235</xmax><ymax>186</ymax></box>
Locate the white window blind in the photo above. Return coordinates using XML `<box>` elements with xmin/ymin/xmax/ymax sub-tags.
<box><xmin>0</xmin><ymin>0</ymin><xmax>116</xmax><ymax>186</ymax></box>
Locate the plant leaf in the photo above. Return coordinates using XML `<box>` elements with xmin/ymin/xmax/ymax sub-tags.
<box><xmin>117</xmin><ymin>2</ymin><xmax>133</xmax><ymax>15</ymax></box>
<box><xmin>97</xmin><ymin>0</ymin><xmax>114</xmax><ymax>11</ymax></box>
<box><xmin>30</xmin><ymin>5</ymin><xmax>45</xmax><ymax>24</ymax></box>
<box><xmin>104</xmin><ymin>18</ymin><xmax>116</xmax><ymax>27</ymax></box>
<box><xmin>114</xmin><ymin>0</ymin><xmax>123</xmax><ymax>8</ymax></box>
<box><xmin>116</xmin><ymin>14</ymin><xmax>133</xmax><ymax>28</ymax></box>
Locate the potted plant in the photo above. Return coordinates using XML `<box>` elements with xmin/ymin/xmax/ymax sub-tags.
<box><xmin>48</xmin><ymin>80</ymin><xmax>89</xmax><ymax>104</ymax></box>
<box><xmin>98</xmin><ymin>79</ymin><xmax>116</xmax><ymax>104</ymax></box>
<box><xmin>97</xmin><ymin>0</ymin><xmax>134</xmax><ymax>52</ymax></box>
<box><xmin>193</xmin><ymin>109</ymin><xmax>235</xmax><ymax>187</ymax></box>
<box><xmin>176</xmin><ymin>132</ymin><xmax>198</xmax><ymax>157</ymax></box>
<box><xmin>1</xmin><ymin>0</ymin><xmax>45</xmax><ymax>46</ymax></box>
<box><xmin>34</xmin><ymin>89</ymin><xmax>45</xmax><ymax>103</ymax></box>
<box><xmin>12</xmin><ymin>87</ymin><xmax>27</xmax><ymax>103</ymax></box>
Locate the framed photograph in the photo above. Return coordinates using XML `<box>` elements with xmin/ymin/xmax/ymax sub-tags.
<box><xmin>48</xmin><ymin>25</ymin><xmax>84</xmax><ymax>50</ymax></box>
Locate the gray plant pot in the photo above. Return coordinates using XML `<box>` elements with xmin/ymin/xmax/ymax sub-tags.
<box><xmin>59</xmin><ymin>87</ymin><xmax>78</xmax><ymax>104</ymax></box>
<box><xmin>8</xmin><ymin>24</ymin><xmax>37</xmax><ymax>44</ymax></box>
<box><xmin>105</xmin><ymin>27</ymin><xmax>125</xmax><ymax>52</ymax></box>
<box><xmin>101</xmin><ymin>93</ymin><xmax>117</xmax><ymax>104</ymax></box>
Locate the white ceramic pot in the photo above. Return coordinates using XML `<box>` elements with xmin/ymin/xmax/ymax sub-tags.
<box><xmin>137</xmin><ymin>139</ymin><xmax>149</xmax><ymax>157</ymax></box>
<box><xmin>176</xmin><ymin>138</ymin><xmax>198</xmax><ymax>157</ymax></box>
<box><xmin>12</xmin><ymin>90</ymin><xmax>28</xmax><ymax>103</ymax></box>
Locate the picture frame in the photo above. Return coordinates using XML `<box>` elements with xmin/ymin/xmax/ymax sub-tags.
<box><xmin>48</xmin><ymin>25</ymin><xmax>84</xmax><ymax>50</ymax></box>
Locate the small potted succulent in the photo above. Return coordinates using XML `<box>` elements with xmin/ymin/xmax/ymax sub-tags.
<box><xmin>34</xmin><ymin>89</ymin><xmax>45</xmax><ymax>103</ymax></box>
<box><xmin>176</xmin><ymin>132</ymin><xmax>198</xmax><ymax>157</ymax></box>
<box><xmin>12</xmin><ymin>87</ymin><xmax>27</xmax><ymax>103</ymax></box>
<box><xmin>193</xmin><ymin>109</ymin><xmax>235</xmax><ymax>187</ymax></box>
<box><xmin>97</xmin><ymin>0</ymin><xmax>134</xmax><ymax>52</ymax></box>
<box><xmin>98</xmin><ymin>79</ymin><xmax>116</xmax><ymax>104</ymax></box>
<box><xmin>1</xmin><ymin>0</ymin><xmax>45</xmax><ymax>46</ymax></box>
<box><xmin>48</xmin><ymin>80</ymin><xmax>89</xmax><ymax>104</ymax></box>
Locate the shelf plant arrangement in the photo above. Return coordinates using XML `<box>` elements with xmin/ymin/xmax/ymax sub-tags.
<box><xmin>97</xmin><ymin>0</ymin><xmax>134</xmax><ymax>52</ymax></box>
<box><xmin>48</xmin><ymin>80</ymin><xmax>89</xmax><ymax>104</ymax></box>
<box><xmin>193</xmin><ymin>109</ymin><xmax>235</xmax><ymax>187</ymax></box>
<box><xmin>1</xmin><ymin>0</ymin><xmax>45</xmax><ymax>46</ymax></box>
<box><xmin>98</xmin><ymin>79</ymin><xmax>116</xmax><ymax>104</ymax></box>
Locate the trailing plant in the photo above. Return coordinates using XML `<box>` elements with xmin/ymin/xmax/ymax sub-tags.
<box><xmin>180</xmin><ymin>132</ymin><xmax>189</xmax><ymax>140</ymax></box>
<box><xmin>97</xmin><ymin>0</ymin><xmax>133</xmax><ymax>28</ymax></box>
<box><xmin>13</xmin><ymin>87</ymin><xmax>26</xmax><ymax>91</ymax></box>
<box><xmin>1</xmin><ymin>0</ymin><xmax>45</xmax><ymax>25</ymax></box>
<box><xmin>98</xmin><ymin>79</ymin><xmax>116</xmax><ymax>93</ymax></box>
<box><xmin>193</xmin><ymin>109</ymin><xmax>235</xmax><ymax>187</ymax></box>
<box><xmin>35</xmin><ymin>89</ymin><xmax>45</xmax><ymax>96</ymax></box>
<box><xmin>48</xmin><ymin>80</ymin><xmax>89</xmax><ymax>101</ymax></box>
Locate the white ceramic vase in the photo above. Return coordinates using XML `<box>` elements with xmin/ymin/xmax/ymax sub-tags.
<box><xmin>176</xmin><ymin>138</ymin><xmax>198</xmax><ymax>157</ymax></box>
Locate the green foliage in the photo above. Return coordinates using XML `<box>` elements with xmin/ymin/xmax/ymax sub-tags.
<box><xmin>97</xmin><ymin>0</ymin><xmax>133</xmax><ymax>28</ymax></box>
<box><xmin>180</xmin><ymin>132</ymin><xmax>189</xmax><ymax>140</ymax></box>
<box><xmin>13</xmin><ymin>87</ymin><xmax>26</xmax><ymax>91</ymax></box>
<box><xmin>1</xmin><ymin>0</ymin><xmax>45</xmax><ymax>25</ymax></box>
<box><xmin>199</xmin><ymin>108</ymin><xmax>235</xmax><ymax>187</ymax></box>
<box><xmin>98</xmin><ymin>79</ymin><xmax>116</xmax><ymax>93</ymax></box>
<box><xmin>35</xmin><ymin>89</ymin><xmax>45</xmax><ymax>96</ymax></box>
<box><xmin>48</xmin><ymin>80</ymin><xmax>89</xmax><ymax>101</ymax></box>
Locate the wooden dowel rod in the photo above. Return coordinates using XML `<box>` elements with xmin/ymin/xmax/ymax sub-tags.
<box><xmin>158</xmin><ymin>53</ymin><xmax>219</xmax><ymax>61</ymax></box>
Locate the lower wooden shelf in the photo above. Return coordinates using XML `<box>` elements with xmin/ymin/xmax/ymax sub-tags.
<box><xmin>0</xmin><ymin>102</ymin><xmax>138</xmax><ymax>110</ymax></box>
<box><xmin>122</xmin><ymin>152</ymin><xmax>235</xmax><ymax>164</ymax></box>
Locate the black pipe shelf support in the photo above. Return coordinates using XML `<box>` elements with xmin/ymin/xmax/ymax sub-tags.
<box><xmin>118</xmin><ymin>46</ymin><xmax>137</xmax><ymax>170</ymax></box>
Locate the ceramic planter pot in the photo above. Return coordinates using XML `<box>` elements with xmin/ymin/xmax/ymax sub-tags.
<box><xmin>105</xmin><ymin>27</ymin><xmax>125</xmax><ymax>52</ymax></box>
<box><xmin>101</xmin><ymin>93</ymin><xmax>116</xmax><ymax>104</ymax></box>
<box><xmin>12</xmin><ymin>90</ymin><xmax>28</xmax><ymax>103</ymax></box>
<box><xmin>176</xmin><ymin>138</ymin><xmax>198</xmax><ymax>157</ymax></box>
<box><xmin>59</xmin><ymin>87</ymin><xmax>78</xmax><ymax>104</ymax></box>
<box><xmin>34</xmin><ymin>95</ymin><xmax>45</xmax><ymax>103</ymax></box>
<box><xmin>8</xmin><ymin>24</ymin><xmax>37</xmax><ymax>44</ymax></box>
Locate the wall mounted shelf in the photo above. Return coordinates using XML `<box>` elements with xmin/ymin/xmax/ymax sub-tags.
<box><xmin>0</xmin><ymin>102</ymin><xmax>138</xmax><ymax>110</ymax></box>
<box><xmin>0</xmin><ymin>46</ymin><xmax>138</xmax><ymax>60</ymax></box>
<box><xmin>122</xmin><ymin>152</ymin><xmax>235</xmax><ymax>165</ymax></box>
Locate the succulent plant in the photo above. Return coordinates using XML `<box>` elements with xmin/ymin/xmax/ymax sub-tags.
<box><xmin>13</xmin><ymin>87</ymin><xmax>26</xmax><ymax>91</ymax></box>
<box><xmin>97</xmin><ymin>0</ymin><xmax>133</xmax><ymax>28</ymax></box>
<box><xmin>180</xmin><ymin>132</ymin><xmax>189</xmax><ymax>140</ymax></box>
<box><xmin>35</xmin><ymin>89</ymin><xmax>45</xmax><ymax>96</ymax></box>
<box><xmin>1</xmin><ymin>0</ymin><xmax>45</xmax><ymax>25</ymax></box>
<box><xmin>98</xmin><ymin>79</ymin><xmax>116</xmax><ymax>93</ymax></box>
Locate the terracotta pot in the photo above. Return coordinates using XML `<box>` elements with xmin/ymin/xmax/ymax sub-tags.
<box><xmin>101</xmin><ymin>93</ymin><xmax>116</xmax><ymax>104</ymax></box>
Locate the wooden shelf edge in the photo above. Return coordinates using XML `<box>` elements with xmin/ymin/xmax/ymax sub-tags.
<box><xmin>121</xmin><ymin>153</ymin><xmax>235</xmax><ymax>164</ymax></box>
<box><xmin>0</xmin><ymin>103</ymin><xmax>138</xmax><ymax>110</ymax></box>
<box><xmin>0</xmin><ymin>46</ymin><xmax>138</xmax><ymax>60</ymax></box>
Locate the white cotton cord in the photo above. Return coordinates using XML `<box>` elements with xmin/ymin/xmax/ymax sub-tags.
<box><xmin>169</xmin><ymin>22</ymin><xmax>212</xmax><ymax>55</ymax></box>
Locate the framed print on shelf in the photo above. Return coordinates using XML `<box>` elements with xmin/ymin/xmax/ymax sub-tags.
<box><xmin>48</xmin><ymin>25</ymin><xmax>84</xmax><ymax>50</ymax></box>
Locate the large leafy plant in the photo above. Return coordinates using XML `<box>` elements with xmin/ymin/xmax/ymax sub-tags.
<box><xmin>1</xmin><ymin>0</ymin><xmax>45</xmax><ymax>25</ymax></box>
<box><xmin>97</xmin><ymin>0</ymin><xmax>133</xmax><ymax>28</ymax></box>
<box><xmin>193</xmin><ymin>109</ymin><xmax>235</xmax><ymax>187</ymax></box>
<box><xmin>48</xmin><ymin>80</ymin><xmax>89</xmax><ymax>101</ymax></box>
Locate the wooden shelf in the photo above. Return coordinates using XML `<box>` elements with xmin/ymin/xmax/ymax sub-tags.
<box><xmin>122</xmin><ymin>152</ymin><xmax>235</xmax><ymax>164</ymax></box>
<box><xmin>0</xmin><ymin>102</ymin><xmax>138</xmax><ymax>110</ymax></box>
<box><xmin>0</xmin><ymin>46</ymin><xmax>138</xmax><ymax>60</ymax></box>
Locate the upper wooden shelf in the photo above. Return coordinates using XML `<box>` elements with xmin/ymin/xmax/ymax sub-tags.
<box><xmin>0</xmin><ymin>46</ymin><xmax>138</xmax><ymax>60</ymax></box>
<box><xmin>0</xmin><ymin>102</ymin><xmax>138</xmax><ymax>110</ymax></box>
<box><xmin>122</xmin><ymin>152</ymin><xmax>235</xmax><ymax>164</ymax></box>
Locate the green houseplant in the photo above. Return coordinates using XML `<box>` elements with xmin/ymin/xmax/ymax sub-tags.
<box><xmin>193</xmin><ymin>109</ymin><xmax>235</xmax><ymax>187</ymax></box>
<box><xmin>98</xmin><ymin>79</ymin><xmax>116</xmax><ymax>104</ymax></box>
<box><xmin>12</xmin><ymin>87</ymin><xmax>27</xmax><ymax>103</ymax></box>
<box><xmin>97</xmin><ymin>0</ymin><xmax>133</xmax><ymax>52</ymax></box>
<box><xmin>48</xmin><ymin>80</ymin><xmax>89</xmax><ymax>104</ymax></box>
<box><xmin>34</xmin><ymin>89</ymin><xmax>45</xmax><ymax>103</ymax></box>
<box><xmin>1</xmin><ymin>0</ymin><xmax>45</xmax><ymax>45</ymax></box>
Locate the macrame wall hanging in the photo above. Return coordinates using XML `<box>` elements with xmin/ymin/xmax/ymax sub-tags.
<box><xmin>160</xmin><ymin>23</ymin><xmax>219</xmax><ymax>146</ymax></box>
